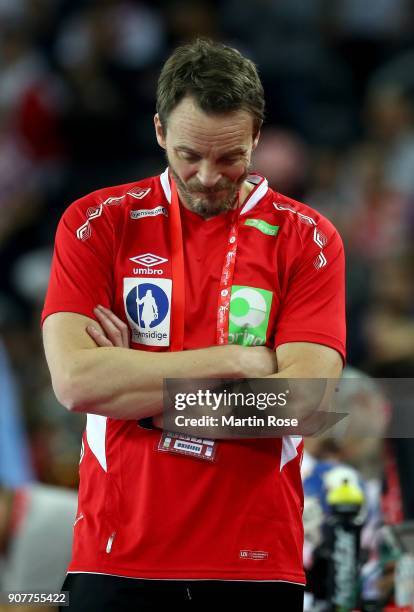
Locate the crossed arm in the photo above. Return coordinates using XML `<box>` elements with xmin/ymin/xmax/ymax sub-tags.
<box><xmin>42</xmin><ymin>306</ymin><xmax>342</xmax><ymax>421</ymax></box>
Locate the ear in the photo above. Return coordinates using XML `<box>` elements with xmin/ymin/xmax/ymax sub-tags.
<box><xmin>252</xmin><ymin>129</ymin><xmax>261</xmax><ymax>151</ymax></box>
<box><xmin>154</xmin><ymin>114</ymin><xmax>166</xmax><ymax>149</ymax></box>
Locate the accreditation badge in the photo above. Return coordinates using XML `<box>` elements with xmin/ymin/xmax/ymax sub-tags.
<box><xmin>158</xmin><ymin>431</ymin><xmax>217</xmax><ymax>462</ymax></box>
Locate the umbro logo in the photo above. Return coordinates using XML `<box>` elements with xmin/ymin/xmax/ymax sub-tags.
<box><xmin>127</xmin><ymin>187</ymin><xmax>151</xmax><ymax>200</ymax></box>
<box><xmin>129</xmin><ymin>253</ymin><xmax>168</xmax><ymax>275</ymax></box>
<box><xmin>130</xmin><ymin>253</ymin><xmax>168</xmax><ymax>267</ymax></box>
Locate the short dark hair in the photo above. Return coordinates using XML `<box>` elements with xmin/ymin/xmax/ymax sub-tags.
<box><xmin>156</xmin><ymin>38</ymin><xmax>264</xmax><ymax>136</ymax></box>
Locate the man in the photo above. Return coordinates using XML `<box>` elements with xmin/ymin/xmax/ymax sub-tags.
<box><xmin>42</xmin><ymin>39</ymin><xmax>345</xmax><ymax>611</ymax></box>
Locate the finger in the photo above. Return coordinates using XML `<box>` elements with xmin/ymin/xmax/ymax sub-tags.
<box><xmin>93</xmin><ymin>309</ymin><xmax>124</xmax><ymax>347</ymax></box>
<box><xmin>86</xmin><ymin>325</ymin><xmax>114</xmax><ymax>347</ymax></box>
<box><xmin>93</xmin><ymin>307</ymin><xmax>126</xmax><ymax>347</ymax></box>
<box><xmin>95</xmin><ymin>306</ymin><xmax>129</xmax><ymax>348</ymax></box>
<box><xmin>96</xmin><ymin>305</ymin><xmax>129</xmax><ymax>347</ymax></box>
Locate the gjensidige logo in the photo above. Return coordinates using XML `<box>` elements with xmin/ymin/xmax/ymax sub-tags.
<box><xmin>130</xmin><ymin>206</ymin><xmax>168</xmax><ymax>219</ymax></box>
<box><xmin>123</xmin><ymin>278</ymin><xmax>171</xmax><ymax>346</ymax></box>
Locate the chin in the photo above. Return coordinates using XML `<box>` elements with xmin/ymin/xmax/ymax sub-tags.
<box><xmin>189</xmin><ymin>196</ymin><xmax>232</xmax><ymax>216</ymax></box>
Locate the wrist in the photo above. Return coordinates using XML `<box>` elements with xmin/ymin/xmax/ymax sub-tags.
<box><xmin>221</xmin><ymin>344</ymin><xmax>247</xmax><ymax>378</ymax></box>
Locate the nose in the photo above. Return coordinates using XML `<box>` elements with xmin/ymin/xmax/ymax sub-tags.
<box><xmin>196</xmin><ymin>161</ymin><xmax>222</xmax><ymax>188</ymax></box>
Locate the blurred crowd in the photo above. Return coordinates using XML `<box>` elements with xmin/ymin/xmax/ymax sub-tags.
<box><xmin>0</xmin><ymin>0</ymin><xmax>414</xmax><ymax>605</ymax></box>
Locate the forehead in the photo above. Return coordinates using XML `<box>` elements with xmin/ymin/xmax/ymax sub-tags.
<box><xmin>165</xmin><ymin>96</ymin><xmax>254</xmax><ymax>152</ymax></box>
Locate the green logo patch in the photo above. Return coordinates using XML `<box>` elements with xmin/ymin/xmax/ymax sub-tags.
<box><xmin>245</xmin><ymin>219</ymin><xmax>279</xmax><ymax>236</ymax></box>
<box><xmin>228</xmin><ymin>285</ymin><xmax>273</xmax><ymax>346</ymax></box>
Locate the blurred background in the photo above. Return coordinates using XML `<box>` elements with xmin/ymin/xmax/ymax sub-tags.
<box><xmin>0</xmin><ymin>0</ymin><xmax>413</xmax><ymax>609</ymax></box>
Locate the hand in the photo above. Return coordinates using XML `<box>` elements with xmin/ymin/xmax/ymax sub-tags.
<box><xmin>239</xmin><ymin>345</ymin><xmax>278</xmax><ymax>378</ymax></box>
<box><xmin>86</xmin><ymin>305</ymin><xmax>130</xmax><ymax>348</ymax></box>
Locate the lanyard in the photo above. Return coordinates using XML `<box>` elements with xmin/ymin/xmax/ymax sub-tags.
<box><xmin>169</xmin><ymin>177</ymin><xmax>242</xmax><ymax>350</ymax></box>
<box><xmin>216</xmin><ymin>205</ymin><xmax>241</xmax><ymax>345</ymax></box>
<box><xmin>169</xmin><ymin>178</ymin><xmax>185</xmax><ymax>352</ymax></box>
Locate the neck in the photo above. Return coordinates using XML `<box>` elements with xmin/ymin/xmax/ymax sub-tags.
<box><xmin>240</xmin><ymin>179</ymin><xmax>255</xmax><ymax>206</ymax></box>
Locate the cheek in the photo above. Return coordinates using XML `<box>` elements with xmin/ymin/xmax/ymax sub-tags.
<box><xmin>225</xmin><ymin>162</ymin><xmax>249</xmax><ymax>181</ymax></box>
<box><xmin>172</xmin><ymin>157</ymin><xmax>198</xmax><ymax>182</ymax></box>
<box><xmin>182</xmin><ymin>166</ymin><xmax>198</xmax><ymax>182</ymax></box>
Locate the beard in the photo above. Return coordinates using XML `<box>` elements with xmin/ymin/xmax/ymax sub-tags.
<box><xmin>168</xmin><ymin>158</ymin><xmax>249</xmax><ymax>219</ymax></box>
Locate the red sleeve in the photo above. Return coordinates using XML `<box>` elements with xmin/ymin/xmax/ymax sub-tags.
<box><xmin>274</xmin><ymin>218</ymin><xmax>346</xmax><ymax>363</ymax></box>
<box><xmin>41</xmin><ymin>196</ymin><xmax>115</xmax><ymax>326</ymax></box>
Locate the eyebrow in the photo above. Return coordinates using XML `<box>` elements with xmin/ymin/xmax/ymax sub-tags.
<box><xmin>175</xmin><ymin>146</ymin><xmax>247</xmax><ymax>157</ymax></box>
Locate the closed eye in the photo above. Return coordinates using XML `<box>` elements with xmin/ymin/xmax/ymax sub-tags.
<box><xmin>180</xmin><ymin>152</ymin><xmax>201</xmax><ymax>162</ymax></box>
<box><xmin>219</xmin><ymin>157</ymin><xmax>242</xmax><ymax>165</ymax></box>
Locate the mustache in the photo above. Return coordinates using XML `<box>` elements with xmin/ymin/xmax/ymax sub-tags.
<box><xmin>186</xmin><ymin>183</ymin><xmax>233</xmax><ymax>194</ymax></box>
